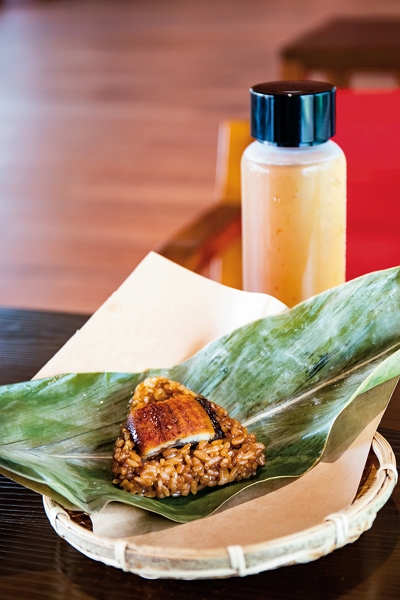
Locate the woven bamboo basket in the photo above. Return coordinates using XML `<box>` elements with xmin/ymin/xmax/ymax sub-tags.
<box><xmin>43</xmin><ymin>432</ymin><xmax>397</xmax><ymax>580</ymax></box>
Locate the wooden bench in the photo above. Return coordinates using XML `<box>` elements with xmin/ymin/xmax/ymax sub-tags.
<box><xmin>280</xmin><ymin>17</ymin><xmax>400</xmax><ymax>88</ymax></box>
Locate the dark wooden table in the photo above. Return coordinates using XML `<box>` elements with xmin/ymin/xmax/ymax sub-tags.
<box><xmin>1</xmin><ymin>307</ymin><xmax>400</xmax><ymax>599</ymax></box>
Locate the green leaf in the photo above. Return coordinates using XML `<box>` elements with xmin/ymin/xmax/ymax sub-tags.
<box><xmin>1</xmin><ymin>267</ymin><xmax>400</xmax><ymax>523</ymax></box>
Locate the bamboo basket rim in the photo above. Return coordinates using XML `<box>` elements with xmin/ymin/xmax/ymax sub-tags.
<box><xmin>43</xmin><ymin>432</ymin><xmax>398</xmax><ymax>580</ymax></box>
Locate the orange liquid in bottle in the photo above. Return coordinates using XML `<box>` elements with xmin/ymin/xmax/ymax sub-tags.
<box><xmin>241</xmin><ymin>140</ymin><xmax>346</xmax><ymax>307</ymax></box>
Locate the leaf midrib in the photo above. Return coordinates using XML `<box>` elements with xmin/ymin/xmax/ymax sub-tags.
<box><xmin>243</xmin><ymin>340</ymin><xmax>400</xmax><ymax>427</ymax></box>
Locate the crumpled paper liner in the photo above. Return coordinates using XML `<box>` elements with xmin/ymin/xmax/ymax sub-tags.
<box><xmin>36</xmin><ymin>252</ymin><xmax>395</xmax><ymax>548</ymax></box>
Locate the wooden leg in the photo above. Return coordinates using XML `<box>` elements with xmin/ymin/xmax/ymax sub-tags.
<box><xmin>280</xmin><ymin>59</ymin><xmax>308</xmax><ymax>80</ymax></box>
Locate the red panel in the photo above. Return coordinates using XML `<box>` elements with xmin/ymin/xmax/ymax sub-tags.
<box><xmin>335</xmin><ymin>90</ymin><xmax>400</xmax><ymax>280</ymax></box>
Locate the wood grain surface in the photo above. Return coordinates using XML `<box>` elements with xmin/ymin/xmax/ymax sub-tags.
<box><xmin>0</xmin><ymin>307</ymin><xmax>400</xmax><ymax>599</ymax></box>
<box><xmin>0</xmin><ymin>0</ymin><xmax>399</xmax><ymax>314</ymax></box>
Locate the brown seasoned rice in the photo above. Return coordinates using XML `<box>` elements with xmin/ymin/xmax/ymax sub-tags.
<box><xmin>112</xmin><ymin>377</ymin><xmax>265</xmax><ymax>498</ymax></box>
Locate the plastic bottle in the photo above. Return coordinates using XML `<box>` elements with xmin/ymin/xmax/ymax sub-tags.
<box><xmin>241</xmin><ymin>81</ymin><xmax>346</xmax><ymax>308</ymax></box>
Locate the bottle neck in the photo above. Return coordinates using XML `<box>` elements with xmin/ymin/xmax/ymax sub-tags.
<box><xmin>246</xmin><ymin>139</ymin><xmax>343</xmax><ymax>166</ymax></box>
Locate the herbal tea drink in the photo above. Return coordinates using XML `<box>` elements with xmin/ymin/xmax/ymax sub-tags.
<box><xmin>241</xmin><ymin>81</ymin><xmax>346</xmax><ymax>308</ymax></box>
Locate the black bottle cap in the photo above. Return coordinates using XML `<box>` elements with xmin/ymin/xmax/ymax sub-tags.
<box><xmin>250</xmin><ymin>80</ymin><xmax>336</xmax><ymax>147</ymax></box>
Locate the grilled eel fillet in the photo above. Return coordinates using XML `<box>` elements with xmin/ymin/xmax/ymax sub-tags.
<box><xmin>126</xmin><ymin>394</ymin><xmax>223</xmax><ymax>459</ymax></box>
